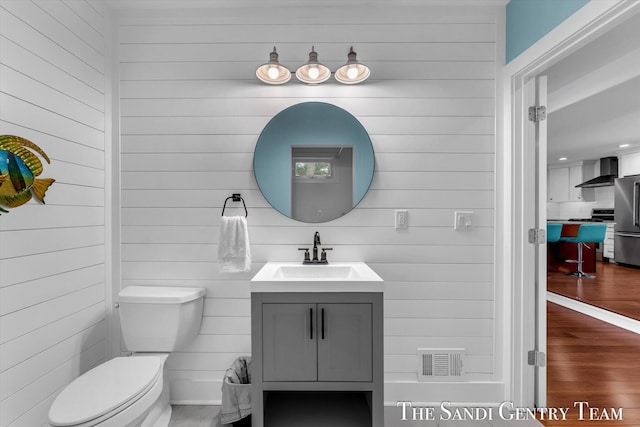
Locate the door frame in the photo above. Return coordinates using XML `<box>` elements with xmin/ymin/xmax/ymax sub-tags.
<box><xmin>500</xmin><ymin>0</ymin><xmax>640</xmax><ymax>408</ymax></box>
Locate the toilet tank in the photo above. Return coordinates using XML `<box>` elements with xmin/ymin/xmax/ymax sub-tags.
<box><xmin>118</xmin><ymin>286</ymin><xmax>206</xmax><ymax>352</ymax></box>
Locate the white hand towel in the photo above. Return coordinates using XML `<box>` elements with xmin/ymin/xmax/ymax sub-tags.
<box><xmin>218</xmin><ymin>216</ymin><xmax>251</xmax><ymax>272</ymax></box>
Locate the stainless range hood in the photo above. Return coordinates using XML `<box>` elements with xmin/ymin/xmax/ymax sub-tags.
<box><xmin>575</xmin><ymin>157</ymin><xmax>618</xmax><ymax>188</ymax></box>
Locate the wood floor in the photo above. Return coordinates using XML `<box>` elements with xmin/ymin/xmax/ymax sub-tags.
<box><xmin>544</xmin><ymin>302</ymin><xmax>640</xmax><ymax>426</ymax></box>
<box><xmin>546</xmin><ymin>261</ymin><xmax>640</xmax><ymax>426</ymax></box>
<box><xmin>547</xmin><ymin>261</ymin><xmax>640</xmax><ymax>321</ymax></box>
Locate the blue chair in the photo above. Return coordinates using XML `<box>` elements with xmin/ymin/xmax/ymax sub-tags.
<box><xmin>560</xmin><ymin>223</ymin><xmax>607</xmax><ymax>278</ymax></box>
<box><xmin>547</xmin><ymin>223</ymin><xmax>563</xmax><ymax>243</ymax></box>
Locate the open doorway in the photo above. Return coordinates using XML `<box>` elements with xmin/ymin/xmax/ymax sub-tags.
<box><xmin>503</xmin><ymin>0</ymin><xmax>640</xmax><ymax>412</ymax></box>
<box><xmin>541</xmin><ymin>10</ymin><xmax>640</xmax><ymax>425</ymax></box>
<box><xmin>544</xmin><ymin>11</ymin><xmax>640</xmax><ymax>322</ymax></box>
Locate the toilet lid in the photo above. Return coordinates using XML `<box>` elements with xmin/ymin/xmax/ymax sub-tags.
<box><xmin>48</xmin><ymin>357</ymin><xmax>163</xmax><ymax>426</ymax></box>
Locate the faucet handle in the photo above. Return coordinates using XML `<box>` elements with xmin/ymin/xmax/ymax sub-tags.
<box><xmin>320</xmin><ymin>247</ymin><xmax>333</xmax><ymax>263</ymax></box>
<box><xmin>298</xmin><ymin>248</ymin><xmax>310</xmax><ymax>263</ymax></box>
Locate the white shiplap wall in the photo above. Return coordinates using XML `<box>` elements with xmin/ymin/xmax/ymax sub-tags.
<box><xmin>117</xmin><ymin>5</ymin><xmax>500</xmax><ymax>404</ymax></box>
<box><xmin>0</xmin><ymin>1</ymin><xmax>108</xmax><ymax>426</ymax></box>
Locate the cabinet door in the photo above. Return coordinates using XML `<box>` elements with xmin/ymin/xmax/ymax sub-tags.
<box><xmin>568</xmin><ymin>165</ymin><xmax>583</xmax><ymax>201</ymax></box>
<box><xmin>262</xmin><ymin>304</ymin><xmax>317</xmax><ymax>381</ymax></box>
<box><xmin>548</xmin><ymin>168</ymin><xmax>569</xmax><ymax>202</ymax></box>
<box><xmin>317</xmin><ymin>304</ymin><xmax>372</xmax><ymax>382</ymax></box>
<box><xmin>620</xmin><ymin>152</ymin><xmax>640</xmax><ymax>177</ymax></box>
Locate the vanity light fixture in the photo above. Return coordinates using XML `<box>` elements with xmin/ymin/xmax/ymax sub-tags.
<box><xmin>255</xmin><ymin>47</ymin><xmax>291</xmax><ymax>85</ymax></box>
<box><xmin>295</xmin><ymin>46</ymin><xmax>331</xmax><ymax>84</ymax></box>
<box><xmin>256</xmin><ymin>46</ymin><xmax>370</xmax><ymax>85</ymax></box>
<box><xmin>335</xmin><ymin>46</ymin><xmax>370</xmax><ymax>84</ymax></box>
<box><xmin>619</xmin><ymin>144</ymin><xmax>630</xmax><ymax>148</ymax></box>
<box><xmin>559</xmin><ymin>157</ymin><xmax>568</xmax><ymax>161</ymax></box>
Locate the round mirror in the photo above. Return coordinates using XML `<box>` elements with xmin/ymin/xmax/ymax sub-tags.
<box><xmin>254</xmin><ymin>102</ymin><xmax>375</xmax><ymax>223</ymax></box>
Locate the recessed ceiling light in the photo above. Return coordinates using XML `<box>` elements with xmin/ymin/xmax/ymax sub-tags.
<box><xmin>559</xmin><ymin>157</ymin><xmax>567</xmax><ymax>161</ymax></box>
<box><xmin>619</xmin><ymin>144</ymin><xmax>630</xmax><ymax>148</ymax></box>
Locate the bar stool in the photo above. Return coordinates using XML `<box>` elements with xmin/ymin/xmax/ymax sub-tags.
<box><xmin>546</xmin><ymin>223</ymin><xmax>562</xmax><ymax>243</ymax></box>
<box><xmin>560</xmin><ymin>223</ymin><xmax>607</xmax><ymax>278</ymax></box>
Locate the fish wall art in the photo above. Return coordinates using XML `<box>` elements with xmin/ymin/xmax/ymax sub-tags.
<box><xmin>0</xmin><ymin>135</ymin><xmax>55</xmax><ymax>214</ymax></box>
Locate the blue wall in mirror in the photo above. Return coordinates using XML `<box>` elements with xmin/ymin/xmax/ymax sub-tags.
<box><xmin>254</xmin><ymin>102</ymin><xmax>375</xmax><ymax>220</ymax></box>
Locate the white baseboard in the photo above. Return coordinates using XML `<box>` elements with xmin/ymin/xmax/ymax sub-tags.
<box><xmin>547</xmin><ymin>292</ymin><xmax>640</xmax><ymax>334</ymax></box>
<box><xmin>384</xmin><ymin>381</ymin><xmax>505</xmax><ymax>407</ymax></box>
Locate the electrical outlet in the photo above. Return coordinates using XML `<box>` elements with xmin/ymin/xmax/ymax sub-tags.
<box><xmin>395</xmin><ymin>210</ymin><xmax>408</xmax><ymax>229</ymax></box>
<box><xmin>454</xmin><ymin>211</ymin><xmax>473</xmax><ymax>230</ymax></box>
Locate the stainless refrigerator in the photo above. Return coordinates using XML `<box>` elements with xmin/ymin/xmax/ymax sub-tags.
<box><xmin>614</xmin><ymin>174</ymin><xmax>640</xmax><ymax>267</ymax></box>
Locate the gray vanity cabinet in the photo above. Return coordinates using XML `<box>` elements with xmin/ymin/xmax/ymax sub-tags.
<box><xmin>252</xmin><ymin>292</ymin><xmax>383</xmax><ymax>427</ymax></box>
<box><xmin>262</xmin><ymin>303</ymin><xmax>372</xmax><ymax>382</ymax></box>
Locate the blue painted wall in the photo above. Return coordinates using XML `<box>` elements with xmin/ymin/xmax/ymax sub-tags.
<box><xmin>506</xmin><ymin>0</ymin><xmax>590</xmax><ymax>62</ymax></box>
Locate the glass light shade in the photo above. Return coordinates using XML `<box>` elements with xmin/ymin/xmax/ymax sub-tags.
<box><xmin>256</xmin><ymin>47</ymin><xmax>291</xmax><ymax>85</ymax></box>
<box><xmin>335</xmin><ymin>46</ymin><xmax>370</xmax><ymax>84</ymax></box>
<box><xmin>295</xmin><ymin>47</ymin><xmax>331</xmax><ymax>84</ymax></box>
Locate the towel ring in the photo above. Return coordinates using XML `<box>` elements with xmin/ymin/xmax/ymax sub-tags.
<box><xmin>222</xmin><ymin>193</ymin><xmax>248</xmax><ymax>217</ymax></box>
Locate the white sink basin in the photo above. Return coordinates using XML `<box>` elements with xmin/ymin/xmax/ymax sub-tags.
<box><xmin>251</xmin><ymin>262</ymin><xmax>383</xmax><ymax>293</ymax></box>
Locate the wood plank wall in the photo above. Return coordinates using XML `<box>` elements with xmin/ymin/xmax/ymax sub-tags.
<box><xmin>0</xmin><ymin>1</ymin><xmax>108</xmax><ymax>426</ymax></box>
<box><xmin>117</xmin><ymin>5</ymin><xmax>500</xmax><ymax>403</ymax></box>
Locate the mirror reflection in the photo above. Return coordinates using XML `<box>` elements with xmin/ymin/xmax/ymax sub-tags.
<box><xmin>253</xmin><ymin>102</ymin><xmax>375</xmax><ymax>223</ymax></box>
<box><xmin>292</xmin><ymin>146</ymin><xmax>353</xmax><ymax>222</ymax></box>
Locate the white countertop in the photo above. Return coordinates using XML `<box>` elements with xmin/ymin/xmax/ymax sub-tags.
<box><xmin>250</xmin><ymin>262</ymin><xmax>384</xmax><ymax>293</ymax></box>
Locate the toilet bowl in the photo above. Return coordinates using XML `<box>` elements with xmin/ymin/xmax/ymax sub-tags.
<box><xmin>48</xmin><ymin>286</ymin><xmax>205</xmax><ymax>427</ymax></box>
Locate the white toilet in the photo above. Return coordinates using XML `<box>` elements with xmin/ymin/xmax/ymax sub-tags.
<box><xmin>48</xmin><ymin>286</ymin><xmax>206</xmax><ymax>427</ymax></box>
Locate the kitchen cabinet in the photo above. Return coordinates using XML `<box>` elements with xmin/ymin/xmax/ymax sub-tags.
<box><xmin>569</xmin><ymin>165</ymin><xmax>593</xmax><ymax>201</ymax></box>
<box><xmin>252</xmin><ymin>292</ymin><xmax>383</xmax><ymax>427</ymax></box>
<box><xmin>548</xmin><ymin>167</ymin><xmax>569</xmax><ymax>202</ymax></box>
<box><xmin>620</xmin><ymin>151</ymin><xmax>640</xmax><ymax>177</ymax></box>
<box><xmin>603</xmin><ymin>223</ymin><xmax>615</xmax><ymax>260</ymax></box>
<box><xmin>548</xmin><ymin>162</ymin><xmax>595</xmax><ymax>202</ymax></box>
<box><xmin>548</xmin><ymin>241</ymin><xmax>596</xmax><ymax>273</ymax></box>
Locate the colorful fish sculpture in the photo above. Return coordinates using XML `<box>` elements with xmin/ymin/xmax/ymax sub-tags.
<box><xmin>0</xmin><ymin>135</ymin><xmax>55</xmax><ymax>214</ymax></box>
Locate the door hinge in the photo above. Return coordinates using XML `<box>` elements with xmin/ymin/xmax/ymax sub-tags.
<box><xmin>528</xmin><ymin>228</ymin><xmax>546</xmax><ymax>244</ymax></box>
<box><xmin>528</xmin><ymin>350</ymin><xmax>546</xmax><ymax>367</ymax></box>
<box><xmin>528</xmin><ymin>106</ymin><xmax>547</xmax><ymax>122</ymax></box>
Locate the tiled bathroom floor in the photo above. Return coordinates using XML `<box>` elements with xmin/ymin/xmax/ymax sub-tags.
<box><xmin>169</xmin><ymin>405</ymin><xmax>543</xmax><ymax>427</ymax></box>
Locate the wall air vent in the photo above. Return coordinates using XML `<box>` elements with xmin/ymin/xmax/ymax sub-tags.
<box><xmin>417</xmin><ymin>348</ymin><xmax>465</xmax><ymax>382</ymax></box>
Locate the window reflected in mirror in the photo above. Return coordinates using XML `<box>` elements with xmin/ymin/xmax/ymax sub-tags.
<box><xmin>291</xmin><ymin>146</ymin><xmax>353</xmax><ymax>222</ymax></box>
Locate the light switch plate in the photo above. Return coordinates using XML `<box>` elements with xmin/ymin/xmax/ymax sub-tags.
<box><xmin>395</xmin><ymin>210</ymin><xmax>408</xmax><ymax>229</ymax></box>
<box><xmin>454</xmin><ymin>211</ymin><xmax>473</xmax><ymax>230</ymax></box>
